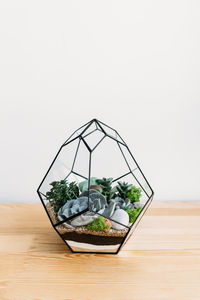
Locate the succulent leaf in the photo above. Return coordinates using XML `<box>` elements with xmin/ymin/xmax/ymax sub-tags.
<box><xmin>95</xmin><ymin>177</ymin><xmax>115</xmax><ymax>201</ymax></box>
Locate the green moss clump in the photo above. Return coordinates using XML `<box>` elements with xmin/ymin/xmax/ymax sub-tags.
<box><xmin>126</xmin><ymin>185</ymin><xmax>142</xmax><ymax>203</ymax></box>
<box><xmin>126</xmin><ymin>207</ymin><xmax>142</xmax><ymax>223</ymax></box>
<box><xmin>87</xmin><ymin>216</ymin><xmax>110</xmax><ymax>232</ymax></box>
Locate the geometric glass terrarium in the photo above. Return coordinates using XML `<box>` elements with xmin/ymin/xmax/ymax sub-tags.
<box><xmin>37</xmin><ymin>119</ymin><xmax>154</xmax><ymax>254</ymax></box>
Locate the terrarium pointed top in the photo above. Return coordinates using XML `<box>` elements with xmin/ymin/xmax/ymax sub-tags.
<box><xmin>63</xmin><ymin>118</ymin><xmax>126</xmax><ymax>149</ymax></box>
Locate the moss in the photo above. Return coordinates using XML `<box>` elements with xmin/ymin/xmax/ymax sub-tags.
<box><xmin>126</xmin><ymin>185</ymin><xmax>142</xmax><ymax>203</ymax></box>
<box><xmin>126</xmin><ymin>207</ymin><xmax>142</xmax><ymax>223</ymax></box>
<box><xmin>87</xmin><ymin>216</ymin><xmax>111</xmax><ymax>232</ymax></box>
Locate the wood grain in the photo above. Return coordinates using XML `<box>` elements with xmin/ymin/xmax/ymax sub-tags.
<box><xmin>0</xmin><ymin>201</ymin><xmax>200</xmax><ymax>300</ymax></box>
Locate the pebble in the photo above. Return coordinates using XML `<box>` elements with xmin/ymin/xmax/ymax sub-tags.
<box><xmin>111</xmin><ymin>209</ymin><xmax>129</xmax><ymax>230</ymax></box>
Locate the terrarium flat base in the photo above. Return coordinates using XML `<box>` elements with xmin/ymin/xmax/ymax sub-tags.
<box><xmin>1</xmin><ymin>202</ymin><xmax>200</xmax><ymax>300</ymax></box>
<box><xmin>66</xmin><ymin>240</ymin><xmax>120</xmax><ymax>252</ymax></box>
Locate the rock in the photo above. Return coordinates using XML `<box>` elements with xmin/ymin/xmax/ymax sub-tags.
<box><xmin>111</xmin><ymin>209</ymin><xmax>129</xmax><ymax>230</ymax></box>
<box><xmin>57</xmin><ymin>215</ymin><xmax>75</xmax><ymax>229</ymax></box>
<box><xmin>71</xmin><ymin>214</ymin><xmax>97</xmax><ymax>226</ymax></box>
<box><xmin>104</xmin><ymin>218</ymin><xmax>112</xmax><ymax>232</ymax></box>
<box><xmin>134</xmin><ymin>202</ymin><xmax>143</xmax><ymax>208</ymax></box>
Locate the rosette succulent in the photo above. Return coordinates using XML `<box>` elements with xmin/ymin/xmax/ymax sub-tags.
<box><xmin>95</xmin><ymin>177</ymin><xmax>116</xmax><ymax>201</ymax></box>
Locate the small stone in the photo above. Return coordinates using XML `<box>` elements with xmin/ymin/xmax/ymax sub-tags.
<box><xmin>111</xmin><ymin>209</ymin><xmax>129</xmax><ymax>230</ymax></box>
<box><xmin>71</xmin><ymin>214</ymin><xmax>97</xmax><ymax>226</ymax></box>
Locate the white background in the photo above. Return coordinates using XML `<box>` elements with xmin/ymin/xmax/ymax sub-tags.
<box><xmin>0</xmin><ymin>0</ymin><xmax>200</xmax><ymax>203</ymax></box>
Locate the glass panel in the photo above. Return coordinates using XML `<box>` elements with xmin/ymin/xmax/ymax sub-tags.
<box><xmin>122</xmin><ymin>195</ymin><xmax>153</xmax><ymax>248</ymax></box>
<box><xmin>39</xmin><ymin>138</ymin><xmax>80</xmax><ymax>195</ymax></box>
<box><xmin>113</xmin><ymin>172</ymin><xmax>149</xmax><ymax>206</ymax></box>
<box><xmin>81</xmin><ymin>120</ymin><xmax>97</xmax><ymax>138</ymax></box>
<box><xmin>82</xmin><ymin>129</ymin><xmax>105</xmax><ymax>151</ymax></box>
<box><xmin>38</xmin><ymin>138</ymin><xmax>90</xmax><ymax>225</ymax></box>
<box><xmin>72</xmin><ymin>139</ymin><xmax>90</xmax><ymax>178</ymax></box>
<box><xmin>39</xmin><ymin>173</ymin><xmax>90</xmax><ymax>226</ymax></box>
<box><xmin>97</xmin><ymin>120</ymin><xmax>125</xmax><ymax>144</ymax></box>
<box><xmin>132</xmin><ymin>168</ymin><xmax>153</xmax><ymax>197</ymax></box>
<box><xmin>63</xmin><ymin>121</ymin><xmax>91</xmax><ymax>145</ymax></box>
<box><xmin>86</xmin><ymin>172</ymin><xmax>148</xmax><ymax>230</ymax></box>
<box><xmin>119</xmin><ymin>143</ymin><xmax>153</xmax><ymax>197</ymax></box>
<box><xmin>91</xmin><ymin>136</ymin><xmax>129</xmax><ymax>179</ymax></box>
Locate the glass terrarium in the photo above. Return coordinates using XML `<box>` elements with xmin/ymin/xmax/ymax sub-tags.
<box><xmin>37</xmin><ymin>119</ymin><xmax>154</xmax><ymax>254</ymax></box>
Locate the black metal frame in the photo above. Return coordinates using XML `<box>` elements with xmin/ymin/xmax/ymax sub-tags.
<box><xmin>37</xmin><ymin>118</ymin><xmax>154</xmax><ymax>254</ymax></box>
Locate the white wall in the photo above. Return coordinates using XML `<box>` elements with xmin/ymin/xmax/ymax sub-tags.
<box><xmin>0</xmin><ymin>0</ymin><xmax>200</xmax><ymax>203</ymax></box>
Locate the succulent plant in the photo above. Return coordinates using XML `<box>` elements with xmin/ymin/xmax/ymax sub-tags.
<box><xmin>46</xmin><ymin>180</ymin><xmax>79</xmax><ymax>212</ymax></box>
<box><xmin>90</xmin><ymin>185</ymin><xmax>103</xmax><ymax>193</ymax></box>
<box><xmin>56</xmin><ymin>187</ymin><xmax>143</xmax><ymax>229</ymax></box>
<box><xmin>58</xmin><ymin>191</ymin><xmax>107</xmax><ymax>221</ymax></box>
<box><xmin>110</xmin><ymin>197</ymin><xmax>134</xmax><ymax>210</ymax></box>
<box><xmin>89</xmin><ymin>192</ymin><xmax>107</xmax><ymax>212</ymax></box>
<box><xmin>80</xmin><ymin>190</ymin><xmax>107</xmax><ymax>211</ymax></box>
<box><xmin>78</xmin><ymin>177</ymin><xmax>98</xmax><ymax>193</ymax></box>
<box><xmin>115</xmin><ymin>181</ymin><xmax>132</xmax><ymax>200</ymax></box>
<box><xmin>95</xmin><ymin>177</ymin><xmax>115</xmax><ymax>201</ymax></box>
<box><xmin>100</xmin><ymin>197</ymin><xmax>134</xmax><ymax>219</ymax></box>
<box><xmin>58</xmin><ymin>196</ymin><xmax>88</xmax><ymax>219</ymax></box>
<box><xmin>80</xmin><ymin>189</ymin><xmax>98</xmax><ymax>198</ymax></box>
<box><xmin>101</xmin><ymin>201</ymin><xmax>116</xmax><ymax>218</ymax></box>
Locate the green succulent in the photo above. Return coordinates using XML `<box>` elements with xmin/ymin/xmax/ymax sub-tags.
<box><xmin>87</xmin><ymin>216</ymin><xmax>110</xmax><ymax>232</ymax></box>
<box><xmin>126</xmin><ymin>207</ymin><xmax>142</xmax><ymax>223</ymax></box>
<box><xmin>79</xmin><ymin>177</ymin><xmax>98</xmax><ymax>193</ymax></box>
<box><xmin>95</xmin><ymin>177</ymin><xmax>115</xmax><ymax>201</ymax></box>
<box><xmin>115</xmin><ymin>181</ymin><xmax>132</xmax><ymax>200</ymax></box>
<box><xmin>46</xmin><ymin>180</ymin><xmax>79</xmax><ymax>212</ymax></box>
<box><xmin>126</xmin><ymin>185</ymin><xmax>142</xmax><ymax>203</ymax></box>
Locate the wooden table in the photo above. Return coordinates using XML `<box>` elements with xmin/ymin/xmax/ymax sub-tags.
<box><xmin>0</xmin><ymin>202</ymin><xmax>200</xmax><ymax>300</ymax></box>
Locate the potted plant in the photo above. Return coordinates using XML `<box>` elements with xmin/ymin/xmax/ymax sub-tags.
<box><xmin>37</xmin><ymin>119</ymin><xmax>154</xmax><ymax>254</ymax></box>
